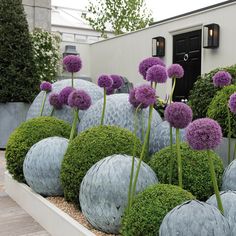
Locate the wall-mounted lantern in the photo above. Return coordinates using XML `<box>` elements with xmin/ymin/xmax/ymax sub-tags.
<box><xmin>63</xmin><ymin>45</ymin><xmax>78</xmax><ymax>58</ymax></box>
<box><xmin>203</xmin><ymin>23</ymin><xmax>220</xmax><ymax>48</ymax></box>
<box><xmin>152</xmin><ymin>36</ymin><xmax>165</xmax><ymax>57</ymax></box>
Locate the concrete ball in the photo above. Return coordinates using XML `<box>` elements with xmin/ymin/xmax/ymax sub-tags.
<box><xmin>222</xmin><ymin>159</ymin><xmax>236</xmax><ymax>191</ymax></box>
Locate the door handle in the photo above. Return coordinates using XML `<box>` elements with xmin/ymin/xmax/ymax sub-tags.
<box><xmin>183</xmin><ymin>53</ymin><xmax>189</xmax><ymax>62</ymax></box>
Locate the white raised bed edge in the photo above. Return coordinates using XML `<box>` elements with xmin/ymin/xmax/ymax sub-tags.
<box><xmin>4</xmin><ymin>172</ymin><xmax>96</xmax><ymax>236</ymax></box>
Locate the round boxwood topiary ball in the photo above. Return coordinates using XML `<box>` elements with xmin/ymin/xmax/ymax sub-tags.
<box><xmin>80</xmin><ymin>154</ymin><xmax>158</xmax><ymax>234</ymax></box>
<box><xmin>6</xmin><ymin>117</ymin><xmax>71</xmax><ymax>182</ymax></box>
<box><xmin>23</xmin><ymin>137</ymin><xmax>69</xmax><ymax>196</ymax></box>
<box><xmin>222</xmin><ymin>159</ymin><xmax>236</xmax><ymax>191</ymax></box>
<box><xmin>149</xmin><ymin>143</ymin><xmax>224</xmax><ymax>200</ymax></box>
<box><xmin>61</xmin><ymin>125</ymin><xmax>143</xmax><ymax>206</ymax></box>
<box><xmin>207</xmin><ymin>84</ymin><xmax>236</xmax><ymax>138</ymax></box>
<box><xmin>159</xmin><ymin>200</ymin><xmax>230</xmax><ymax>236</ymax></box>
<box><xmin>121</xmin><ymin>184</ymin><xmax>195</xmax><ymax>236</ymax></box>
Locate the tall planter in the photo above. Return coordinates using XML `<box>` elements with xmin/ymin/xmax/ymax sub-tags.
<box><xmin>0</xmin><ymin>102</ymin><xmax>29</xmax><ymax>148</ymax></box>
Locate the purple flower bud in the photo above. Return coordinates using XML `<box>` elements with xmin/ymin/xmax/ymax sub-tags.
<box><xmin>110</xmin><ymin>75</ymin><xmax>123</xmax><ymax>89</ymax></box>
<box><xmin>67</xmin><ymin>89</ymin><xmax>91</xmax><ymax>110</ymax></box>
<box><xmin>135</xmin><ymin>84</ymin><xmax>156</xmax><ymax>107</ymax></box>
<box><xmin>63</xmin><ymin>55</ymin><xmax>82</xmax><ymax>73</ymax></box>
<box><xmin>40</xmin><ymin>81</ymin><xmax>52</xmax><ymax>92</ymax></box>
<box><xmin>186</xmin><ymin>118</ymin><xmax>222</xmax><ymax>150</ymax></box>
<box><xmin>229</xmin><ymin>92</ymin><xmax>236</xmax><ymax>114</ymax></box>
<box><xmin>167</xmin><ymin>64</ymin><xmax>184</xmax><ymax>78</ymax></box>
<box><xmin>106</xmin><ymin>86</ymin><xmax>115</xmax><ymax>95</ymax></box>
<box><xmin>98</xmin><ymin>75</ymin><xmax>113</xmax><ymax>88</ymax></box>
<box><xmin>59</xmin><ymin>86</ymin><xmax>75</xmax><ymax>105</ymax></box>
<box><xmin>49</xmin><ymin>93</ymin><xmax>63</xmax><ymax>109</ymax></box>
<box><xmin>164</xmin><ymin>102</ymin><xmax>193</xmax><ymax>129</ymax></box>
<box><xmin>213</xmin><ymin>71</ymin><xmax>232</xmax><ymax>87</ymax></box>
<box><xmin>146</xmin><ymin>65</ymin><xmax>167</xmax><ymax>83</ymax></box>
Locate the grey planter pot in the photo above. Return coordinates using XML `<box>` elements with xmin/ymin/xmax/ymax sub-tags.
<box><xmin>0</xmin><ymin>102</ymin><xmax>30</xmax><ymax>149</ymax></box>
<box><xmin>214</xmin><ymin>137</ymin><xmax>236</xmax><ymax>167</ymax></box>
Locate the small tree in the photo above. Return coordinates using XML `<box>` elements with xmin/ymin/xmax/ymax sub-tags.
<box><xmin>83</xmin><ymin>0</ymin><xmax>153</xmax><ymax>37</ymax></box>
<box><xmin>0</xmin><ymin>0</ymin><xmax>40</xmax><ymax>103</ymax></box>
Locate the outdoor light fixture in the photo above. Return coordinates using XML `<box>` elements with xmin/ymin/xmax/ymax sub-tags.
<box><xmin>203</xmin><ymin>23</ymin><xmax>220</xmax><ymax>48</ymax></box>
<box><xmin>63</xmin><ymin>45</ymin><xmax>78</xmax><ymax>57</ymax></box>
<box><xmin>152</xmin><ymin>36</ymin><xmax>165</xmax><ymax>57</ymax></box>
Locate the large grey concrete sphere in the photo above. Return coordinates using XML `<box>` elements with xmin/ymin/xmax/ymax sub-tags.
<box><xmin>23</xmin><ymin>137</ymin><xmax>69</xmax><ymax>196</ymax></box>
<box><xmin>207</xmin><ymin>191</ymin><xmax>236</xmax><ymax>235</ymax></box>
<box><xmin>79</xmin><ymin>154</ymin><xmax>158</xmax><ymax>234</ymax></box>
<box><xmin>159</xmin><ymin>200</ymin><xmax>230</xmax><ymax>236</ymax></box>
<box><xmin>222</xmin><ymin>159</ymin><xmax>236</xmax><ymax>191</ymax></box>
<box><xmin>26</xmin><ymin>79</ymin><xmax>103</xmax><ymax>124</ymax></box>
<box><xmin>78</xmin><ymin>93</ymin><xmax>162</xmax><ymax>154</ymax></box>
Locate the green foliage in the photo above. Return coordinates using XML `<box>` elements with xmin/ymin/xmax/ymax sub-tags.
<box><xmin>0</xmin><ymin>0</ymin><xmax>40</xmax><ymax>102</ymax></box>
<box><xmin>121</xmin><ymin>184</ymin><xmax>195</xmax><ymax>236</ymax></box>
<box><xmin>207</xmin><ymin>85</ymin><xmax>236</xmax><ymax>138</ymax></box>
<box><xmin>83</xmin><ymin>0</ymin><xmax>153</xmax><ymax>37</ymax></box>
<box><xmin>188</xmin><ymin>65</ymin><xmax>236</xmax><ymax>119</ymax></box>
<box><xmin>30</xmin><ymin>28</ymin><xmax>61</xmax><ymax>83</ymax></box>
<box><xmin>61</xmin><ymin>125</ymin><xmax>143</xmax><ymax>206</ymax></box>
<box><xmin>149</xmin><ymin>143</ymin><xmax>224</xmax><ymax>201</ymax></box>
<box><xmin>5</xmin><ymin>117</ymin><xmax>71</xmax><ymax>182</ymax></box>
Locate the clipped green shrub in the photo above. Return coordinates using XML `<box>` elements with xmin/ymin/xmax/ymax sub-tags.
<box><xmin>5</xmin><ymin>117</ymin><xmax>71</xmax><ymax>182</ymax></box>
<box><xmin>207</xmin><ymin>85</ymin><xmax>236</xmax><ymax>138</ymax></box>
<box><xmin>61</xmin><ymin>125</ymin><xmax>143</xmax><ymax>206</ymax></box>
<box><xmin>149</xmin><ymin>143</ymin><xmax>224</xmax><ymax>200</ymax></box>
<box><xmin>121</xmin><ymin>184</ymin><xmax>195</xmax><ymax>236</ymax></box>
<box><xmin>188</xmin><ymin>65</ymin><xmax>236</xmax><ymax>119</ymax></box>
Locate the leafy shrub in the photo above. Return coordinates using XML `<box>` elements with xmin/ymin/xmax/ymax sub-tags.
<box><xmin>121</xmin><ymin>184</ymin><xmax>195</xmax><ymax>236</ymax></box>
<box><xmin>61</xmin><ymin>125</ymin><xmax>143</xmax><ymax>206</ymax></box>
<box><xmin>149</xmin><ymin>143</ymin><xmax>223</xmax><ymax>200</ymax></box>
<box><xmin>207</xmin><ymin>85</ymin><xmax>236</xmax><ymax>138</ymax></box>
<box><xmin>0</xmin><ymin>0</ymin><xmax>40</xmax><ymax>102</ymax></box>
<box><xmin>188</xmin><ymin>65</ymin><xmax>236</xmax><ymax>119</ymax></box>
<box><xmin>5</xmin><ymin>117</ymin><xmax>71</xmax><ymax>182</ymax></box>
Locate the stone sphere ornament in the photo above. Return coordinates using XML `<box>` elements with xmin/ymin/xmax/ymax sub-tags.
<box><xmin>27</xmin><ymin>79</ymin><xmax>103</xmax><ymax>124</ymax></box>
<box><xmin>79</xmin><ymin>154</ymin><xmax>158</xmax><ymax>234</ymax></box>
<box><xmin>222</xmin><ymin>159</ymin><xmax>236</xmax><ymax>191</ymax></box>
<box><xmin>23</xmin><ymin>137</ymin><xmax>69</xmax><ymax>196</ymax></box>
<box><xmin>159</xmin><ymin>200</ymin><xmax>231</xmax><ymax>236</ymax></box>
<box><xmin>207</xmin><ymin>191</ymin><xmax>236</xmax><ymax>235</ymax></box>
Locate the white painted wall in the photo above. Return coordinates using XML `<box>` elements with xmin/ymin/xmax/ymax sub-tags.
<box><xmin>90</xmin><ymin>2</ymin><xmax>236</xmax><ymax>98</ymax></box>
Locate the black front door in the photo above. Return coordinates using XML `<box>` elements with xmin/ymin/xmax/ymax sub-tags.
<box><xmin>173</xmin><ymin>30</ymin><xmax>201</xmax><ymax>101</ymax></box>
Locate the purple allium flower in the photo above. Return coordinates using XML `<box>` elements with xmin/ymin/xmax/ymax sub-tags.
<box><xmin>59</xmin><ymin>86</ymin><xmax>75</xmax><ymax>105</ymax></box>
<box><xmin>98</xmin><ymin>75</ymin><xmax>113</xmax><ymax>88</ymax></box>
<box><xmin>40</xmin><ymin>81</ymin><xmax>52</xmax><ymax>92</ymax></box>
<box><xmin>135</xmin><ymin>84</ymin><xmax>156</xmax><ymax>107</ymax></box>
<box><xmin>213</xmin><ymin>71</ymin><xmax>232</xmax><ymax>87</ymax></box>
<box><xmin>164</xmin><ymin>102</ymin><xmax>193</xmax><ymax>129</ymax></box>
<box><xmin>63</xmin><ymin>55</ymin><xmax>82</xmax><ymax>73</ymax></box>
<box><xmin>68</xmin><ymin>89</ymin><xmax>91</xmax><ymax>110</ymax></box>
<box><xmin>186</xmin><ymin>118</ymin><xmax>222</xmax><ymax>150</ymax></box>
<box><xmin>110</xmin><ymin>75</ymin><xmax>123</xmax><ymax>89</ymax></box>
<box><xmin>139</xmin><ymin>57</ymin><xmax>166</xmax><ymax>79</ymax></box>
<box><xmin>106</xmin><ymin>86</ymin><xmax>115</xmax><ymax>95</ymax></box>
<box><xmin>167</xmin><ymin>64</ymin><xmax>184</xmax><ymax>78</ymax></box>
<box><xmin>129</xmin><ymin>88</ymin><xmax>142</xmax><ymax>108</ymax></box>
<box><xmin>229</xmin><ymin>92</ymin><xmax>236</xmax><ymax>113</ymax></box>
<box><xmin>49</xmin><ymin>93</ymin><xmax>63</xmax><ymax>109</ymax></box>
<box><xmin>146</xmin><ymin>65</ymin><xmax>167</xmax><ymax>83</ymax></box>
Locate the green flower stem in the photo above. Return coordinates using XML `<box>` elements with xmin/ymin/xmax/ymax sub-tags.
<box><xmin>50</xmin><ymin>107</ymin><xmax>55</xmax><ymax>116</ymax></box>
<box><xmin>207</xmin><ymin>150</ymin><xmax>224</xmax><ymax>214</ymax></box>
<box><xmin>227</xmin><ymin>107</ymin><xmax>232</xmax><ymax>164</ymax></box>
<box><xmin>100</xmin><ymin>88</ymin><xmax>106</xmax><ymax>125</ymax></box>
<box><xmin>169</xmin><ymin>126</ymin><xmax>174</xmax><ymax>184</ymax></box>
<box><xmin>169</xmin><ymin>77</ymin><xmax>176</xmax><ymax>103</ymax></box>
<box><xmin>176</xmin><ymin>128</ymin><xmax>183</xmax><ymax>188</ymax></box>
<box><xmin>71</xmin><ymin>72</ymin><xmax>74</xmax><ymax>88</ymax></box>
<box><xmin>131</xmin><ymin>104</ymin><xmax>154</xmax><ymax>202</ymax></box>
<box><xmin>69</xmin><ymin>108</ymin><xmax>79</xmax><ymax>141</ymax></box>
<box><xmin>141</xmin><ymin>112</ymin><xmax>145</xmax><ymax>142</ymax></box>
<box><xmin>234</xmin><ymin>143</ymin><xmax>236</xmax><ymax>160</ymax></box>
<box><xmin>39</xmin><ymin>91</ymin><xmax>47</xmax><ymax>116</ymax></box>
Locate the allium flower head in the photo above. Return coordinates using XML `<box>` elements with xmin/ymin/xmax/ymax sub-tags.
<box><xmin>139</xmin><ymin>57</ymin><xmax>165</xmax><ymax>79</ymax></box>
<box><xmin>146</xmin><ymin>65</ymin><xmax>167</xmax><ymax>83</ymax></box>
<box><xmin>49</xmin><ymin>93</ymin><xmax>63</xmax><ymax>109</ymax></box>
<box><xmin>59</xmin><ymin>86</ymin><xmax>75</xmax><ymax>105</ymax></box>
<box><xmin>164</xmin><ymin>102</ymin><xmax>193</xmax><ymax>129</ymax></box>
<box><xmin>40</xmin><ymin>81</ymin><xmax>52</xmax><ymax>92</ymax></box>
<box><xmin>63</xmin><ymin>55</ymin><xmax>82</xmax><ymax>73</ymax></box>
<box><xmin>110</xmin><ymin>75</ymin><xmax>123</xmax><ymax>89</ymax></box>
<box><xmin>106</xmin><ymin>86</ymin><xmax>115</xmax><ymax>95</ymax></box>
<box><xmin>135</xmin><ymin>84</ymin><xmax>156</xmax><ymax>107</ymax></box>
<box><xmin>68</xmin><ymin>89</ymin><xmax>91</xmax><ymax>110</ymax></box>
<box><xmin>229</xmin><ymin>92</ymin><xmax>236</xmax><ymax>113</ymax></box>
<box><xmin>186</xmin><ymin>118</ymin><xmax>222</xmax><ymax>150</ymax></box>
<box><xmin>167</xmin><ymin>64</ymin><xmax>184</xmax><ymax>78</ymax></box>
<box><xmin>213</xmin><ymin>71</ymin><xmax>232</xmax><ymax>87</ymax></box>
<box><xmin>129</xmin><ymin>88</ymin><xmax>141</xmax><ymax>108</ymax></box>
<box><xmin>98</xmin><ymin>75</ymin><xmax>113</xmax><ymax>88</ymax></box>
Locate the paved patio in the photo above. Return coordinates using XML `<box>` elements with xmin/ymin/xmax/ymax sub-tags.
<box><xmin>0</xmin><ymin>151</ymin><xmax>50</xmax><ymax>236</ymax></box>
